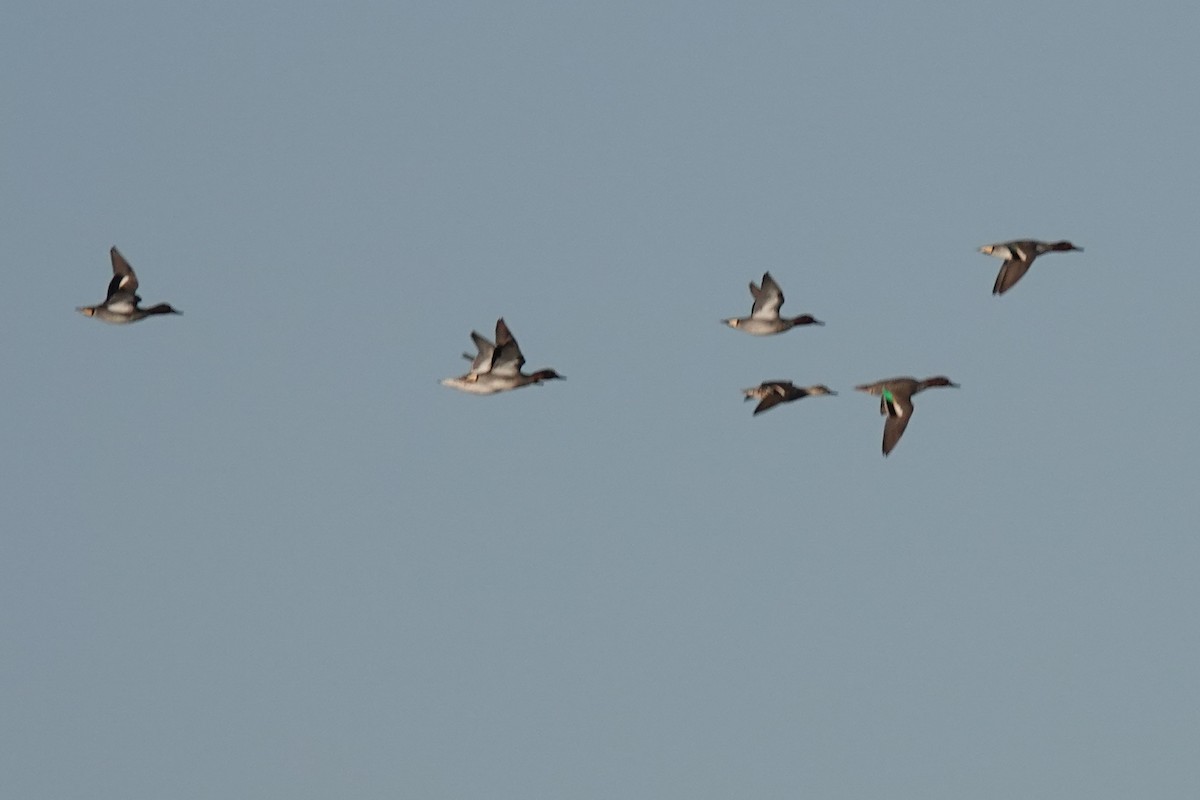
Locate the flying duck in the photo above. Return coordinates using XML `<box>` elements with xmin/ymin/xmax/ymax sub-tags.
<box><xmin>979</xmin><ymin>239</ymin><xmax>1082</xmax><ymax>295</ymax></box>
<box><xmin>742</xmin><ymin>381</ymin><xmax>836</xmax><ymax>415</ymax></box>
<box><xmin>722</xmin><ymin>272</ymin><xmax>823</xmax><ymax>335</ymax></box>
<box><xmin>77</xmin><ymin>246</ymin><xmax>181</xmax><ymax>323</ymax></box>
<box><xmin>855</xmin><ymin>376</ymin><xmax>958</xmax><ymax>456</ymax></box>
<box><xmin>441</xmin><ymin>318</ymin><xmax>564</xmax><ymax>395</ymax></box>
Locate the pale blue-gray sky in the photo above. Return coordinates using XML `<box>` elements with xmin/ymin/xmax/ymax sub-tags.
<box><xmin>3</xmin><ymin>1</ymin><xmax>1199</xmax><ymax>797</ymax></box>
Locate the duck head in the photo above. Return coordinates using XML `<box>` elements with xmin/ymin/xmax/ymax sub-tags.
<box><xmin>145</xmin><ymin>303</ymin><xmax>182</xmax><ymax>316</ymax></box>
<box><xmin>790</xmin><ymin>314</ymin><xmax>824</xmax><ymax>326</ymax></box>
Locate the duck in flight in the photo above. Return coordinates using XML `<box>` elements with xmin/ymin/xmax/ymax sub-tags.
<box><xmin>979</xmin><ymin>239</ymin><xmax>1082</xmax><ymax>296</ymax></box>
<box><xmin>742</xmin><ymin>381</ymin><xmax>836</xmax><ymax>415</ymax></box>
<box><xmin>441</xmin><ymin>318</ymin><xmax>564</xmax><ymax>395</ymax></box>
<box><xmin>722</xmin><ymin>272</ymin><xmax>823</xmax><ymax>335</ymax></box>
<box><xmin>77</xmin><ymin>246</ymin><xmax>181</xmax><ymax>323</ymax></box>
<box><xmin>855</xmin><ymin>376</ymin><xmax>958</xmax><ymax>456</ymax></box>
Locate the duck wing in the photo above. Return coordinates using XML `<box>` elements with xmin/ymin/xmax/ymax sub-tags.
<box><xmin>107</xmin><ymin>247</ymin><xmax>139</xmax><ymax>301</ymax></box>
<box><xmin>992</xmin><ymin>256</ymin><xmax>1034</xmax><ymax>295</ymax></box>
<box><xmin>750</xmin><ymin>272</ymin><xmax>784</xmax><ymax>319</ymax></box>
<box><xmin>753</xmin><ymin>392</ymin><xmax>787</xmax><ymax>415</ymax></box>
<box><xmin>882</xmin><ymin>412</ymin><xmax>912</xmax><ymax>456</ymax></box>
<box><xmin>879</xmin><ymin>389</ymin><xmax>915</xmax><ymax>454</ymax></box>
<box><xmin>748</xmin><ymin>388</ymin><xmax>787</xmax><ymax>417</ymax></box>
<box><xmin>750</xmin><ymin>381</ymin><xmax>801</xmax><ymax>415</ymax></box>
<box><xmin>490</xmin><ymin>318</ymin><xmax>526</xmax><ymax>377</ymax></box>
<box><xmin>464</xmin><ymin>330</ymin><xmax>497</xmax><ymax>374</ymax></box>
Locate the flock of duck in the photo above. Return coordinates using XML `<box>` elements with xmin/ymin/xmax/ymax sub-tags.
<box><xmin>79</xmin><ymin>240</ymin><xmax>1082</xmax><ymax>456</ymax></box>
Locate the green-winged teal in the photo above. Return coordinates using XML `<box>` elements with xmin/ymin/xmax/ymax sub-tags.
<box><xmin>722</xmin><ymin>272</ymin><xmax>823</xmax><ymax>335</ymax></box>
<box><xmin>77</xmin><ymin>246</ymin><xmax>181</xmax><ymax>323</ymax></box>
<box><xmin>742</xmin><ymin>381</ymin><xmax>836</xmax><ymax>415</ymax></box>
<box><xmin>441</xmin><ymin>318</ymin><xmax>564</xmax><ymax>395</ymax></box>
<box><xmin>855</xmin><ymin>376</ymin><xmax>958</xmax><ymax>456</ymax></box>
<box><xmin>979</xmin><ymin>239</ymin><xmax>1082</xmax><ymax>295</ymax></box>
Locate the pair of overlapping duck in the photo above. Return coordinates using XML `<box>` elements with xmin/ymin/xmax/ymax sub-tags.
<box><xmin>79</xmin><ymin>240</ymin><xmax>1081</xmax><ymax>454</ymax></box>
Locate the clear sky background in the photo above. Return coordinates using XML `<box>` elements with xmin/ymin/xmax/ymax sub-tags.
<box><xmin>3</xmin><ymin>1</ymin><xmax>1199</xmax><ymax>797</ymax></box>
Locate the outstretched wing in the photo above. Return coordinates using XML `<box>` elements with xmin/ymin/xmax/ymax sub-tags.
<box><xmin>750</xmin><ymin>381</ymin><xmax>798</xmax><ymax>415</ymax></box>
<box><xmin>753</xmin><ymin>392</ymin><xmax>787</xmax><ymax>415</ymax></box>
<box><xmin>490</xmin><ymin>318</ymin><xmax>526</xmax><ymax>377</ymax></box>
<box><xmin>750</xmin><ymin>272</ymin><xmax>784</xmax><ymax>319</ymax></box>
<box><xmin>880</xmin><ymin>394</ymin><xmax>915</xmax><ymax>455</ymax></box>
<box><xmin>882</xmin><ymin>413</ymin><xmax>912</xmax><ymax>456</ymax></box>
<box><xmin>465</xmin><ymin>330</ymin><xmax>497</xmax><ymax>374</ymax></box>
<box><xmin>993</xmin><ymin>257</ymin><xmax>1033</xmax><ymax>295</ymax></box>
<box><xmin>107</xmin><ymin>247</ymin><xmax>139</xmax><ymax>301</ymax></box>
